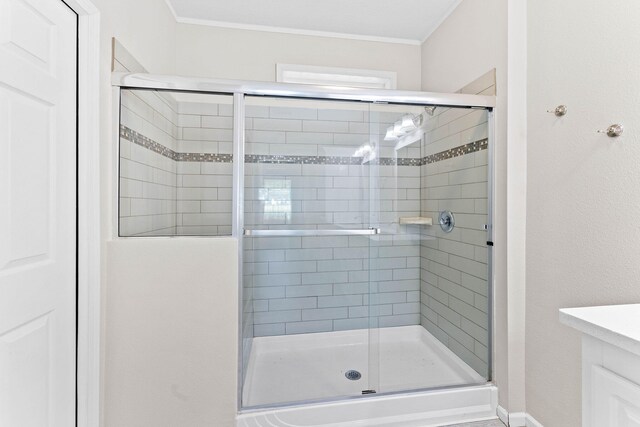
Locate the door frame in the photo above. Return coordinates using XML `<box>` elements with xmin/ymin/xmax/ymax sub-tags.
<box><xmin>59</xmin><ymin>0</ymin><xmax>101</xmax><ymax>425</ymax></box>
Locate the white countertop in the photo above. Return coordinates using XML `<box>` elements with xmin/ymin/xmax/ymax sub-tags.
<box><xmin>560</xmin><ymin>304</ymin><xmax>640</xmax><ymax>356</ymax></box>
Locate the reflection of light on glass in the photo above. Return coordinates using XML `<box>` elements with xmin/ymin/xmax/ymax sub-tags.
<box><xmin>259</xmin><ymin>179</ymin><xmax>292</xmax><ymax>223</ymax></box>
<box><xmin>385</xmin><ymin>114</ymin><xmax>424</xmax><ymax>141</ymax></box>
<box><xmin>354</xmin><ymin>143</ymin><xmax>376</xmax><ymax>163</ymax></box>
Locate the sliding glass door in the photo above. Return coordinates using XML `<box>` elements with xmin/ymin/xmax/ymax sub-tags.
<box><xmin>240</xmin><ymin>96</ymin><xmax>380</xmax><ymax>407</ymax></box>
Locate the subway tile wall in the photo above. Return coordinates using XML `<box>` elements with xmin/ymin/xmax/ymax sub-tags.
<box><xmin>419</xmin><ymin>100</ymin><xmax>492</xmax><ymax>378</ymax></box>
<box><xmin>119</xmin><ymin>89</ymin><xmax>179</xmax><ymax>236</ymax></box>
<box><xmin>242</xmin><ymin>101</ymin><xmax>424</xmax><ymax>337</ymax></box>
<box><xmin>118</xmin><ymin>88</ymin><xmax>492</xmax><ymax>378</ymax></box>
<box><xmin>175</xmin><ymin>101</ymin><xmax>234</xmax><ymax>236</ymax></box>
<box><xmin>119</xmin><ymin>91</ymin><xmax>235</xmax><ymax>237</ymax></box>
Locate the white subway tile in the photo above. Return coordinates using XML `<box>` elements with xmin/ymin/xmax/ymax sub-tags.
<box><xmin>269</xmin><ymin>297</ymin><xmax>317</xmax><ymax>311</ymax></box>
<box><xmin>437</xmin><ymin>316</ymin><xmax>474</xmax><ymax>350</ymax></box>
<box><xmin>176</xmin><ymin>200</ymin><xmax>200</xmax><ymax>213</ymax></box>
<box><xmin>182</xmin><ymin>127</ymin><xmax>232</xmax><ymax>141</ymax></box>
<box><xmin>285</xmin><ymin>320</ymin><xmax>333</xmax><ymax>334</ymax></box>
<box><xmin>252</xmin><ymin>287</ymin><xmax>286</xmax><ymax>299</ymax></box>
<box><xmin>301</xmin><ymin>271</ymin><xmax>349</xmax><ymax>285</ymax></box>
<box><xmin>302</xmin><ymin>236</ymin><xmax>348</xmax><ymax>248</ymax></box>
<box><xmin>334</xmin><ymin>318</ymin><xmax>369</xmax><ymax>331</ymax></box>
<box><xmin>377</xmin><ymin>279</ymin><xmax>418</xmax><ymax>293</ymax></box>
<box><xmin>269</xmin><ymin>144</ymin><xmax>318</xmax><ymax>156</ymax></box>
<box><xmin>285</xmin><ymin>248</ymin><xmax>333</xmax><ymax>261</ymax></box>
<box><xmin>378</xmin><ymin>314</ymin><xmax>419</xmax><ymax>327</ymax></box>
<box><xmin>245</xmin><ymin>249</ymin><xmax>285</xmax><ymax>263</ymax></box>
<box><xmin>201</xmin><ymin>200</ymin><xmax>232</xmax><ymax>213</ymax></box>
<box><xmin>181</xmin><ymin>174</ymin><xmax>232</xmax><ymax>187</ymax></box>
<box><xmin>270</xmin><ymin>107</ymin><xmax>317</xmax><ymax>120</ymax></box>
<box><xmin>333</xmin><ymin>282</ymin><xmax>369</xmax><ymax>295</ymax></box>
<box><xmin>200</xmin><ymin>163</ymin><xmax>233</xmax><ymax>175</ymax></box>
<box><xmin>254</xmin><ymin>323</ymin><xmax>285</xmax><ymax>337</ymax></box>
<box><xmin>285</xmin><ymin>131</ymin><xmax>333</xmax><ymax>145</ymax></box>
<box><xmin>177</xmin><ymin>187</ymin><xmax>218</xmax><ymax>200</ymax></box>
<box><xmin>246</xmin><ymin>105</ymin><xmax>270</xmax><ymax>118</ymax></box>
<box><xmin>177</xmin><ymin>102</ymin><xmax>219</xmax><ymax>116</ymax></box>
<box><xmin>302</xmin><ymin>307</ymin><xmax>348</xmax><ymax>321</ymax></box>
<box><xmin>178</xmin><ymin>114</ymin><xmax>201</xmax><ymax>128</ymax></box>
<box><xmin>317</xmin><ymin>259</ymin><xmax>363</xmax><ymax>272</ymax></box>
<box><xmin>392</xmin><ymin>302</ymin><xmax>420</xmax><ymax>315</ymax></box>
<box><xmin>449</xmin><ymin>255</ymin><xmax>487</xmax><ymax>280</ymax></box>
<box><xmin>201</xmin><ymin>116</ymin><xmax>233</xmax><ymax>129</ymax></box>
<box><xmin>268</xmin><ymin>261</ymin><xmax>317</xmax><ymax>274</ymax></box>
<box><xmin>254</xmin><ymin>118</ymin><xmax>302</xmax><ymax>132</ymax></box>
<box><xmin>437</xmin><ymin>278</ymin><xmax>475</xmax><ymax>305</ymax></box>
<box><xmin>317</xmin><ymin>109</ymin><xmax>364</xmax><ymax>122</ymax></box>
<box><xmin>449</xmin><ymin>296</ymin><xmax>487</xmax><ymax>327</ymax></box>
<box><xmin>246</xmin><ymin>130</ymin><xmax>286</xmax><ymax>144</ymax></box>
<box><xmin>302</xmin><ymin>120</ymin><xmax>349</xmax><ymax>133</ymax></box>
<box><xmin>317</xmin><ymin>294</ymin><xmax>362</xmax><ymax>308</ymax></box>
<box><xmin>254</xmin><ymin>310</ymin><xmax>301</xmax><ymax>324</ymax></box>
<box><xmin>286</xmin><ymin>285</ymin><xmax>333</xmax><ymax>298</ymax></box>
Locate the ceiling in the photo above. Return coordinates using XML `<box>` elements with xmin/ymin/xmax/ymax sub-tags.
<box><xmin>165</xmin><ymin>0</ymin><xmax>462</xmax><ymax>45</ymax></box>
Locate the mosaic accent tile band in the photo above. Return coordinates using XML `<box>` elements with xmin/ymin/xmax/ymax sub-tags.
<box><xmin>120</xmin><ymin>126</ymin><xmax>177</xmax><ymax>160</ymax></box>
<box><xmin>422</xmin><ymin>139</ymin><xmax>489</xmax><ymax>165</ymax></box>
<box><xmin>120</xmin><ymin>125</ymin><xmax>487</xmax><ymax>166</ymax></box>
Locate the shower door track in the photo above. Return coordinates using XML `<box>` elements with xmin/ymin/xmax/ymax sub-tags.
<box><xmin>111</xmin><ymin>73</ymin><xmax>495</xmax><ymax>109</ymax></box>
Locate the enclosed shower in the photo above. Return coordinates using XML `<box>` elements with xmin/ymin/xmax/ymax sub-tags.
<box><xmin>115</xmin><ymin>74</ymin><xmax>494</xmax><ymax>424</ymax></box>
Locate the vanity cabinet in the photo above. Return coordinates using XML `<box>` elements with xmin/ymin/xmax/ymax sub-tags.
<box><xmin>560</xmin><ymin>304</ymin><xmax>640</xmax><ymax>427</ymax></box>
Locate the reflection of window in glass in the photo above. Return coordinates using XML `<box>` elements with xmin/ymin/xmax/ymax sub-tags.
<box><xmin>259</xmin><ymin>179</ymin><xmax>292</xmax><ymax>223</ymax></box>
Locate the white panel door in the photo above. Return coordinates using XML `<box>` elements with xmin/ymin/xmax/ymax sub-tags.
<box><xmin>0</xmin><ymin>0</ymin><xmax>77</xmax><ymax>425</ymax></box>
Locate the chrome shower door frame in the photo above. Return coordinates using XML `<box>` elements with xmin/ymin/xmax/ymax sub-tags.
<box><xmin>111</xmin><ymin>73</ymin><xmax>497</xmax><ymax>413</ymax></box>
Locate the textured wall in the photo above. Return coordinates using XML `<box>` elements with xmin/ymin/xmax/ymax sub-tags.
<box><xmin>420</xmin><ymin>0</ymin><xmax>515</xmax><ymax>411</ymax></box>
<box><xmin>104</xmin><ymin>238</ymin><xmax>237</xmax><ymax>427</ymax></box>
<box><xmin>175</xmin><ymin>24</ymin><xmax>421</xmax><ymax>90</ymax></box>
<box><xmin>526</xmin><ymin>1</ymin><xmax>640</xmax><ymax>425</ymax></box>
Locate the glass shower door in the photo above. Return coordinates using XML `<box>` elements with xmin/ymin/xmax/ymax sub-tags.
<box><xmin>368</xmin><ymin>102</ymin><xmax>491</xmax><ymax>396</ymax></box>
<box><xmin>240</xmin><ymin>96</ymin><xmax>380</xmax><ymax>408</ymax></box>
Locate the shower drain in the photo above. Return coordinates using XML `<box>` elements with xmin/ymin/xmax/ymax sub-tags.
<box><xmin>345</xmin><ymin>370</ymin><xmax>362</xmax><ymax>381</ymax></box>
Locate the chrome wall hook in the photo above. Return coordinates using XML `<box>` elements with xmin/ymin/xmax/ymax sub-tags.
<box><xmin>547</xmin><ymin>105</ymin><xmax>567</xmax><ymax>117</ymax></box>
<box><xmin>598</xmin><ymin>124</ymin><xmax>624</xmax><ymax>137</ymax></box>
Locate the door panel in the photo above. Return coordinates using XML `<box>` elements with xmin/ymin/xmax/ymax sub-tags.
<box><xmin>0</xmin><ymin>0</ymin><xmax>77</xmax><ymax>425</ymax></box>
<box><xmin>241</xmin><ymin>96</ymin><xmax>377</xmax><ymax>407</ymax></box>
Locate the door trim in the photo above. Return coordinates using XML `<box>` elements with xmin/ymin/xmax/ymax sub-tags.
<box><xmin>60</xmin><ymin>0</ymin><xmax>101</xmax><ymax>426</ymax></box>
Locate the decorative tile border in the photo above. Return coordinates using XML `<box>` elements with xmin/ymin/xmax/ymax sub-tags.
<box><xmin>120</xmin><ymin>126</ymin><xmax>177</xmax><ymax>160</ymax></box>
<box><xmin>120</xmin><ymin>125</ymin><xmax>487</xmax><ymax>167</ymax></box>
<box><xmin>422</xmin><ymin>139</ymin><xmax>488</xmax><ymax>165</ymax></box>
<box><xmin>175</xmin><ymin>152</ymin><xmax>233</xmax><ymax>163</ymax></box>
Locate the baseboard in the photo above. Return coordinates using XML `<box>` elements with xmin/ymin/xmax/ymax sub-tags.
<box><xmin>496</xmin><ymin>405</ymin><xmax>509</xmax><ymax>425</ymax></box>
<box><xmin>496</xmin><ymin>406</ymin><xmax>543</xmax><ymax>427</ymax></box>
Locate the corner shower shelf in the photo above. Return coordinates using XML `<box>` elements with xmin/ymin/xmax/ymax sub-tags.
<box><xmin>399</xmin><ymin>217</ymin><xmax>433</xmax><ymax>226</ymax></box>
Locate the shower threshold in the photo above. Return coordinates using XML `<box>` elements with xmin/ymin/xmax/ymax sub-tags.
<box><xmin>241</xmin><ymin>324</ymin><xmax>490</xmax><ymax>409</ymax></box>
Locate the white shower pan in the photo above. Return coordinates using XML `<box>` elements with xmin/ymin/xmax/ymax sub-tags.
<box><xmin>238</xmin><ymin>325</ymin><xmax>497</xmax><ymax>426</ymax></box>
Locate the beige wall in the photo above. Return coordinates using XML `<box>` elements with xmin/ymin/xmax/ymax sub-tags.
<box><xmin>175</xmin><ymin>24</ymin><xmax>422</xmax><ymax>90</ymax></box>
<box><xmin>90</xmin><ymin>0</ymin><xmax>178</xmax><ymax>425</ymax></box>
<box><xmin>526</xmin><ymin>0</ymin><xmax>640</xmax><ymax>425</ymax></box>
<box><xmin>104</xmin><ymin>238</ymin><xmax>237</xmax><ymax>427</ymax></box>
<box><xmin>420</xmin><ymin>0</ymin><xmax>524</xmax><ymax>414</ymax></box>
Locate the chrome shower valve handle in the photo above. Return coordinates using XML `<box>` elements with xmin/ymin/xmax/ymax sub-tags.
<box><xmin>438</xmin><ymin>211</ymin><xmax>455</xmax><ymax>233</ymax></box>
